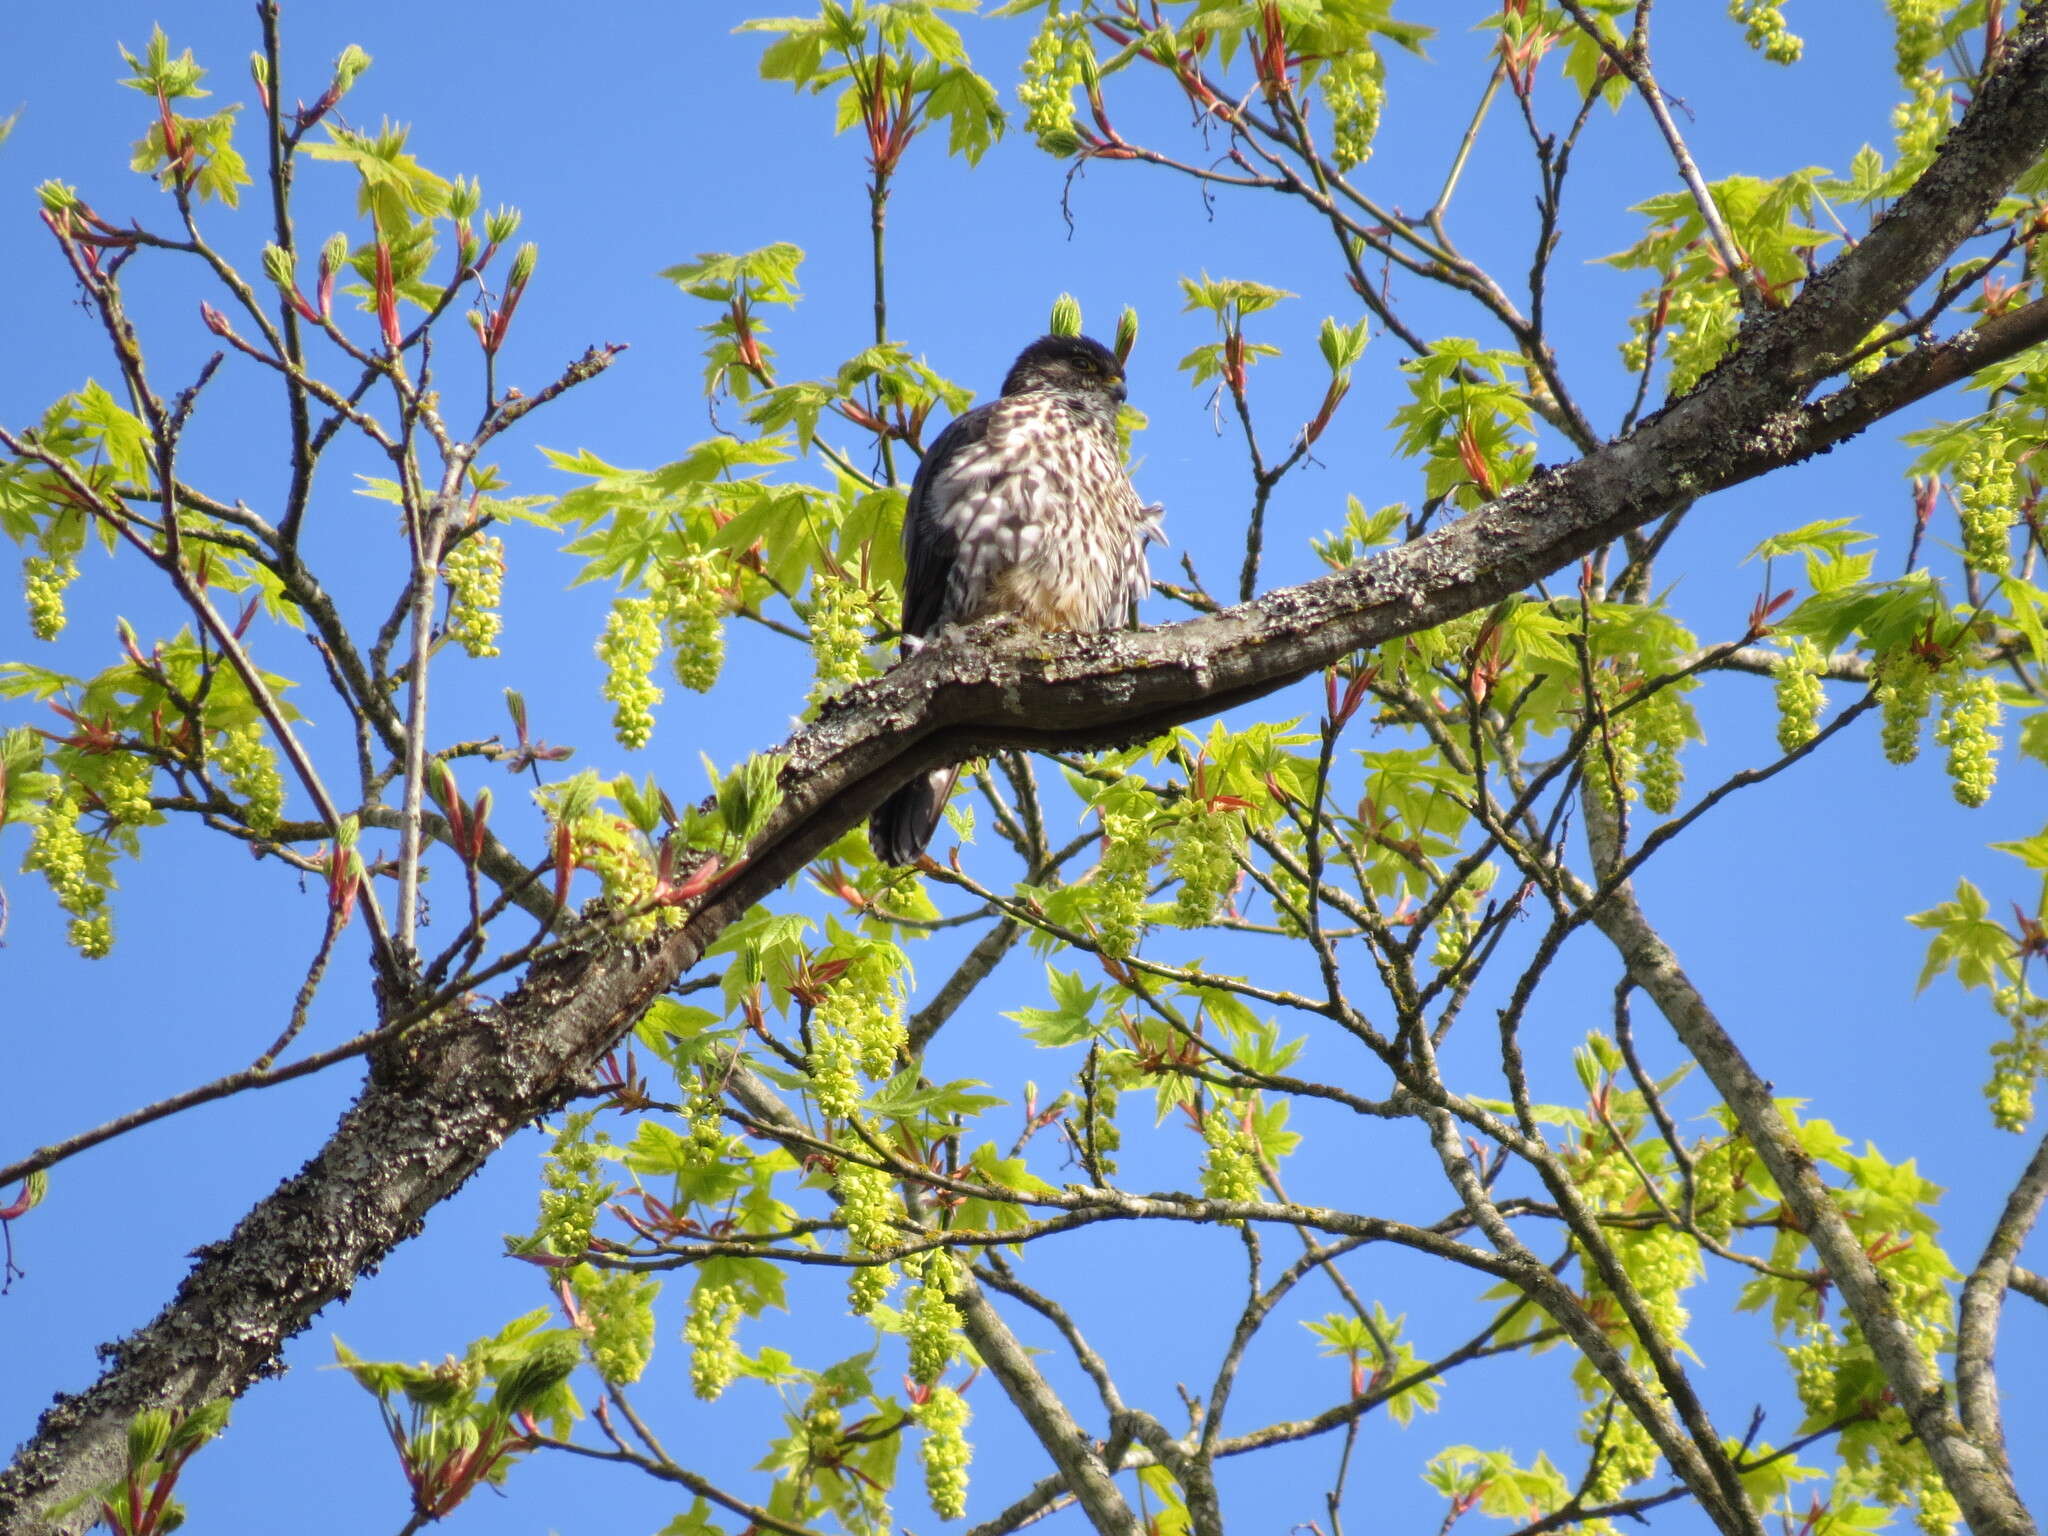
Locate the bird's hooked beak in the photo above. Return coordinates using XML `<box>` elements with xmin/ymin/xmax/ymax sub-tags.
<box><xmin>1111</xmin><ymin>377</ymin><xmax>1128</xmax><ymax>405</ymax></box>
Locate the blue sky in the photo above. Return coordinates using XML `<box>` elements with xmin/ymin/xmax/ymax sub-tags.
<box><xmin>2</xmin><ymin>3</ymin><xmax>2044</xmax><ymax>1534</ymax></box>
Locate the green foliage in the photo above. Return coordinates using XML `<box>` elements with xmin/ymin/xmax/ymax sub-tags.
<box><xmin>742</xmin><ymin>1</ymin><xmax>1005</xmax><ymax>166</ymax></box>
<box><xmin>1305</xmin><ymin>1304</ymin><xmax>1440</xmax><ymax>1425</ymax></box>
<box><xmin>334</xmin><ymin>1316</ymin><xmax>580</xmax><ymax>1522</ymax></box>
<box><xmin>1178</xmin><ymin>273</ymin><xmax>1293</xmax><ymax>391</ymax></box>
<box><xmin>9</xmin><ymin>9</ymin><xmax>2045</xmax><ymax>1536</ymax></box>
<box><xmin>47</xmin><ymin>1399</ymin><xmax>229</xmax><ymax>1535</ymax></box>
<box><xmin>301</xmin><ymin>120</ymin><xmax>452</xmax><ymax>231</ymax></box>
<box><xmin>1422</xmin><ymin>1445</ymin><xmax>1572</xmax><ymax>1523</ymax></box>
<box><xmin>116</xmin><ymin>26</ymin><xmax>250</xmax><ymax>206</ymax></box>
<box><xmin>1910</xmin><ymin>831</ymin><xmax>2048</xmax><ymax>1133</ymax></box>
<box><xmin>1609</xmin><ymin>170</ymin><xmax>1835</xmax><ymax>391</ymax></box>
<box><xmin>1389</xmin><ymin>338</ymin><xmax>1536</xmax><ymax>507</ymax></box>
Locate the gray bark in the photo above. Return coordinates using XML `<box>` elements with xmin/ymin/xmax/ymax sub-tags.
<box><xmin>1579</xmin><ymin>811</ymin><xmax>2038</xmax><ymax>1536</ymax></box>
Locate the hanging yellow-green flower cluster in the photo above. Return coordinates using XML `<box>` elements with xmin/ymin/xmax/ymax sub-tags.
<box><xmin>1986</xmin><ymin>987</ymin><xmax>2048</xmax><ymax>1133</ymax></box>
<box><xmin>1266</xmin><ymin>847</ymin><xmax>1312</xmax><ymax>937</ymax></box>
<box><xmin>1785</xmin><ymin>1319</ymin><xmax>1842</xmax><ymax>1422</ymax></box>
<box><xmin>1079</xmin><ymin>1055</ymin><xmax>1123</xmax><ymax>1178</ymax></box>
<box><xmin>1786</xmin><ymin>1318</ymin><xmax>1962</xmax><ymax>1536</ymax></box>
<box><xmin>598</xmin><ymin>596</ymin><xmax>664</xmax><ymax>749</ymax></box>
<box><xmin>809</xmin><ymin>1024</ymin><xmax>861</xmax><ymax>1120</ymax></box>
<box><xmin>836</xmin><ymin>1140</ymin><xmax>905</xmax><ymax>1317</ymax></box>
<box><xmin>837</xmin><ymin>1147</ymin><xmax>898</xmax><ymax>1256</ymax></box>
<box><xmin>1772</xmin><ymin>637</ymin><xmax>1827</xmax><ymax>754</ymax></box>
<box><xmin>1954</xmin><ymin>427</ymin><xmax>2015</xmax><ymax>575</ymax></box>
<box><xmin>98</xmin><ymin>752</ymin><xmax>157</xmax><ymax>826</ymax></box>
<box><xmin>1633</xmin><ymin>683</ymin><xmax>1698</xmax><ymax>815</ymax></box>
<box><xmin>1579</xmin><ymin>673</ymin><xmax>1639</xmax><ymax>813</ymax></box>
<box><xmin>1687</xmin><ymin>1139</ymin><xmax>1741</xmax><ymax>1241</ymax></box>
<box><xmin>660</xmin><ymin>552</ymin><xmax>728</xmax><ymax>694</ymax></box>
<box><xmin>535</xmin><ymin>1113</ymin><xmax>613</xmax><ymax>1259</ymax></box>
<box><xmin>1322</xmin><ymin>47</ymin><xmax>1386</xmax><ymax>172</ymax></box>
<box><xmin>1894</xmin><ymin>66</ymin><xmax>1951</xmax><ymax>166</ymax></box>
<box><xmin>22</xmin><ymin>785</ymin><xmax>112</xmax><ymax>957</ymax></box>
<box><xmin>570</xmin><ymin>1263</ymin><xmax>658</xmax><ymax>1385</ymax></box>
<box><xmin>848</xmin><ymin>1259</ymin><xmax>895</xmax><ymax>1318</ymax></box>
<box><xmin>1933</xmin><ymin>670</ymin><xmax>2001</xmax><ymax>808</ymax></box>
<box><xmin>903</xmin><ymin>1249</ymin><xmax>963</xmax><ymax>1387</ymax></box>
<box><xmin>560</xmin><ymin>809</ymin><xmax>674</xmax><ymax>942</ymax></box>
<box><xmin>441</xmin><ymin>532</ymin><xmax>505</xmax><ymax>658</ymax></box>
<box><xmin>22</xmin><ymin>555</ymin><xmax>76</xmax><ymax>642</ymax></box>
<box><xmin>678</xmin><ymin>1072</ymin><xmax>731</xmax><ymax>1164</ymax></box>
<box><xmin>1888</xmin><ymin>0</ymin><xmax>1940</xmax><ymax>80</ymax></box>
<box><xmin>1875</xmin><ymin>647</ymin><xmax>1938</xmax><ymax>765</ymax></box>
<box><xmin>1728</xmin><ymin>0</ymin><xmax>1802</xmax><ymax>64</ymax></box>
<box><xmin>1091</xmin><ymin>797</ymin><xmax>1158</xmax><ymax>959</ymax></box>
<box><xmin>215</xmin><ymin>721</ymin><xmax>283</xmax><ymax>834</ymax></box>
<box><xmin>918</xmin><ymin>1384</ymin><xmax>972</xmax><ymax>1521</ymax></box>
<box><xmin>1200</xmin><ymin>1105</ymin><xmax>1263</xmax><ymax>1210</ymax></box>
<box><xmin>822</xmin><ymin>957</ymin><xmax>907</xmax><ymax>1079</ymax></box>
<box><xmin>1430</xmin><ymin>869</ymin><xmax>1494</xmax><ymax>973</ymax></box>
<box><xmin>1662</xmin><ymin>283</ymin><xmax>1742</xmax><ymax>397</ymax></box>
<box><xmin>1168</xmin><ymin>804</ymin><xmax>1243</xmax><ymax>928</ymax></box>
<box><xmin>683</xmin><ymin>1280</ymin><xmax>742</xmax><ymax>1400</ymax></box>
<box><xmin>1581</xmin><ymin>1397</ymin><xmax>1660</xmax><ymax>1504</ymax></box>
<box><xmin>1018</xmin><ymin>16</ymin><xmax>1088</xmax><ymax>155</ymax></box>
<box><xmin>1608</xmin><ymin>1223</ymin><xmax>1699</xmax><ymax>1348</ymax></box>
<box><xmin>806</xmin><ymin>570</ymin><xmax>879</xmax><ymax>705</ymax></box>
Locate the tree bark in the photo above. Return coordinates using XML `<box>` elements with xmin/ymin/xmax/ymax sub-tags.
<box><xmin>1580</xmin><ymin>799</ymin><xmax>2038</xmax><ymax>1536</ymax></box>
<box><xmin>10</xmin><ymin>15</ymin><xmax>2048</xmax><ymax>1531</ymax></box>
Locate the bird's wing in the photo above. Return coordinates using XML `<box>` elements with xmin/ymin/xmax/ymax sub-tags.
<box><xmin>900</xmin><ymin>401</ymin><xmax>996</xmax><ymax>639</ymax></box>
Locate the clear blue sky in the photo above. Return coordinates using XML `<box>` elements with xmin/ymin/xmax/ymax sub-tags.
<box><xmin>2</xmin><ymin>4</ymin><xmax>2042</xmax><ymax>1533</ymax></box>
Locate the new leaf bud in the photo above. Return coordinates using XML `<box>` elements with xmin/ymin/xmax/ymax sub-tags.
<box><xmin>320</xmin><ymin>232</ymin><xmax>349</xmax><ymax>276</ymax></box>
<box><xmin>127</xmin><ymin>1409</ymin><xmax>173</xmax><ymax>1472</ymax></box>
<box><xmin>166</xmin><ymin>1399</ymin><xmax>231</xmax><ymax>1455</ymax></box>
<box><xmin>1115</xmin><ymin>305</ymin><xmax>1139</xmax><ymax>364</ymax></box>
<box><xmin>483</xmin><ymin>205</ymin><xmax>522</xmax><ymax>245</ymax></box>
<box><xmin>490</xmin><ymin>1336</ymin><xmax>579</xmax><ymax>1416</ymax></box>
<box><xmin>448</xmin><ymin>174</ymin><xmax>482</xmax><ymax>222</ymax></box>
<box><xmin>1318</xmin><ymin>314</ymin><xmax>1367</xmax><ymax>373</ymax></box>
<box><xmin>507</xmin><ymin>241</ymin><xmax>538</xmax><ymax>291</ymax></box>
<box><xmin>332</xmin><ymin>44</ymin><xmax>371</xmax><ymax>93</ymax></box>
<box><xmin>1049</xmin><ymin>292</ymin><xmax>1083</xmax><ymax>337</ymax></box>
<box><xmin>261</xmin><ymin>243</ymin><xmax>295</xmax><ymax>290</ymax></box>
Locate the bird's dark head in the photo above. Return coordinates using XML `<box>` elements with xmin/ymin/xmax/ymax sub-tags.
<box><xmin>1001</xmin><ymin>333</ymin><xmax>1127</xmax><ymax>408</ymax></box>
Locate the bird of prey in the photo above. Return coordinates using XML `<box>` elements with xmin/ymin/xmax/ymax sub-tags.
<box><xmin>869</xmin><ymin>332</ymin><xmax>1163</xmax><ymax>866</ymax></box>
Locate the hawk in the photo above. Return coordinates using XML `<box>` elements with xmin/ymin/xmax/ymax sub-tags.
<box><xmin>869</xmin><ymin>333</ymin><xmax>1163</xmax><ymax>866</ymax></box>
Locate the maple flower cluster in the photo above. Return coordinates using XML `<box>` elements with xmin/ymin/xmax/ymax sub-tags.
<box><xmin>598</xmin><ymin>596</ymin><xmax>664</xmax><ymax>750</ymax></box>
<box><xmin>215</xmin><ymin>721</ymin><xmax>283</xmax><ymax>834</ymax></box>
<box><xmin>661</xmin><ymin>552</ymin><xmax>728</xmax><ymax>694</ymax></box>
<box><xmin>441</xmin><ymin>532</ymin><xmax>505</xmax><ymax>658</ymax></box>
<box><xmin>23</xmin><ymin>554</ymin><xmax>76</xmax><ymax>641</ymax></box>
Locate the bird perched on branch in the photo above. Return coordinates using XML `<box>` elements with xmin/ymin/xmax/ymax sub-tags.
<box><xmin>869</xmin><ymin>332</ymin><xmax>1163</xmax><ymax>866</ymax></box>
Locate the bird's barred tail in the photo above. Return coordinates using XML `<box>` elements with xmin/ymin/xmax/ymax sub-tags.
<box><xmin>869</xmin><ymin>765</ymin><xmax>962</xmax><ymax>866</ymax></box>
